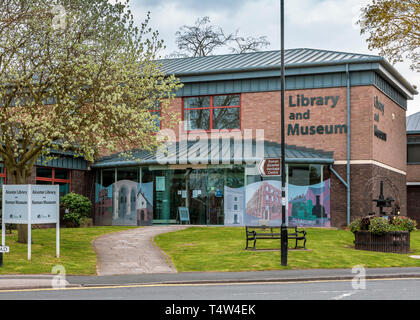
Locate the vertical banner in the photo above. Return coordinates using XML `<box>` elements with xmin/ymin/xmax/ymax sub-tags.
<box><xmin>223</xmin><ymin>186</ymin><xmax>245</xmax><ymax>226</ymax></box>
<box><xmin>287</xmin><ymin>179</ymin><xmax>331</xmax><ymax>227</ymax></box>
<box><xmin>95</xmin><ymin>181</ymin><xmax>153</xmax><ymax>226</ymax></box>
<box><xmin>245</xmin><ymin>180</ymin><xmax>283</xmax><ymax>226</ymax></box>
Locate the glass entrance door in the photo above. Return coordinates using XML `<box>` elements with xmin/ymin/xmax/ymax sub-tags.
<box><xmin>187</xmin><ymin>169</ymin><xmax>208</xmax><ymax>224</ymax></box>
<box><xmin>187</xmin><ymin>168</ymin><xmax>225</xmax><ymax>225</ymax></box>
<box><xmin>207</xmin><ymin>169</ymin><xmax>224</xmax><ymax>225</ymax></box>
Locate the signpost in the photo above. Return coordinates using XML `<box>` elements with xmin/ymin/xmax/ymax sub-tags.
<box><xmin>258</xmin><ymin>158</ymin><xmax>281</xmax><ymax>176</ymax></box>
<box><xmin>280</xmin><ymin>0</ymin><xmax>288</xmax><ymax>266</ymax></box>
<box><xmin>2</xmin><ymin>185</ymin><xmax>60</xmax><ymax>261</ymax></box>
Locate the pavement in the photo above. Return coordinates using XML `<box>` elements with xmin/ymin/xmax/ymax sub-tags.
<box><xmin>0</xmin><ymin>225</ymin><xmax>420</xmax><ymax>291</ymax></box>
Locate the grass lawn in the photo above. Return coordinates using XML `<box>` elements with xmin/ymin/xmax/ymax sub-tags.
<box><xmin>155</xmin><ymin>227</ymin><xmax>420</xmax><ymax>272</ymax></box>
<box><xmin>0</xmin><ymin>226</ymin><xmax>137</xmax><ymax>275</ymax></box>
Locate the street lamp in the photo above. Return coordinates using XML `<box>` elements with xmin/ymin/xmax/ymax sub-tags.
<box><xmin>280</xmin><ymin>0</ymin><xmax>288</xmax><ymax>266</ymax></box>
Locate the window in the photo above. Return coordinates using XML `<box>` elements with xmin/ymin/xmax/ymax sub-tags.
<box><xmin>183</xmin><ymin>94</ymin><xmax>240</xmax><ymax>131</ymax></box>
<box><xmin>36</xmin><ymin>167</ymin><xmax>71</xmax><ymax>197</ymax></box>
<box><xmin>0</xmin><ymin>164</ymin><xmax>6</xmax><ymax>187</ymax></box>
<box><xmin>408</xmin><ymin>144</ymin><xmax>420</xmax><ymax>163</ymax></box>
<box><xmin>146</xmin><ymin>101</ymin><xmax>161</xmax><ymax>131</ymax></box>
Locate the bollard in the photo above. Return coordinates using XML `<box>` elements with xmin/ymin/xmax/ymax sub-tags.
<box><xmin>0</xmin><ymin>253</ymin><xmax>3</xmax><ymax>267</ymax></box>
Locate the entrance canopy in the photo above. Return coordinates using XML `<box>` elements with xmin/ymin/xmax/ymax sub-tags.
<box><xmin>92</xmin><ymin>139</ymin><xmax>335</xmax><ymax>168</ymax></box>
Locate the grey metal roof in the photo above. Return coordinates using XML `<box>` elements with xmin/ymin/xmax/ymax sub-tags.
<box><xmin>160</xmin><ymin>48</ymin><xmax>379</xmax><ymax>76</ymax></box>
<box><xmin>407</xmin><ymin>111</ymin><xmax>420</xmax><ymax>133</ymax></box>
<box><xmin>159</xmin><ymin>48</ymin><xmax>417</xmax><ymax>98</ymax></box>
<box><xmin>91</xmin><ymin>139</ymin><xmax>334</xmax><ymax>168</ymax></box>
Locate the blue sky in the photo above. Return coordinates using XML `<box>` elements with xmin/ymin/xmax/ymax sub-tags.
<box><xmin>116</xmin><ymin>0</ymin><xmax>419</xmax><ymax>115</ymax></box>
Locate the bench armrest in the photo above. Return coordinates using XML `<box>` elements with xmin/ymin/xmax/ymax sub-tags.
<box><xmin>296</xmin><ymin>229</ymin><xmax>307</xmax><ymax>236</ymax></box>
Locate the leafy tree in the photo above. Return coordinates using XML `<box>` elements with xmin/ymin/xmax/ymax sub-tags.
<box><xmin>0</xmin><ymin>0</ymin><xmax>182</xmax><ymax>242</ymax></box>
<box><xmin>358</xmin><ymin>0</ymin><xmax>420</xmax><ymax>71</ymax></box>
<box><xmin>170</xmin><ymin>16</ymin><xmax>270</xmax><ymax>57</ymax></box>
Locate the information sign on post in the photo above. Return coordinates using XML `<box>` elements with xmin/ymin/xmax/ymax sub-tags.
<box><xmin>258</xmin><ymin>158</ymin><xmax>281</xmax><ymax>176</ymax></box>
<box><xmin>2</xmin><ymin>185</ymin><xmax>60</xmax><ymax>261</ymax></box>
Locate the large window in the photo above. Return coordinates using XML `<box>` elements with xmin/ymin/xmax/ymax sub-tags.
<box><xmin>36</xmin><ymin>167</ymin><xmax>71</xmax><ymax>197</ymax></box>
<box><xmin>183</xmin><ymin>94</ymin><xmax>240</xmax><ymax>131</ymax></box>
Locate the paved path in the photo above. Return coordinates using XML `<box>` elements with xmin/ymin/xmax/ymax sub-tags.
<box><xmin>93</xmin><ymin>226</ymin><xmax>189</xmax><ymax>276</ymax></box>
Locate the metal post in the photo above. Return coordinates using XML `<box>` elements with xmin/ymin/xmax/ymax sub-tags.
<box><xmin>280</xmin><ymin>0</ymin><xmax>288</xmax><ymax>266</ymax></box>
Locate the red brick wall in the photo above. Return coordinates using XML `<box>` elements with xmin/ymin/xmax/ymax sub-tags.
<box><xmin>407</xmin><ymin>165</ymin><xmax>420</xmax><ymax>182</ymax></box>
<box><xmin>164</xmin><ymin>86</ymin><xmax>406</xmax><ymax>172</ymax></box>
<box><xmin>331</xmin><ymin>163</ymin><xmax>406</xmax><ymax>227</ymax></box>
<box><xmin>371</xmin><ymin>87</ymin><xmax>407</xmax><ymax>172</ymax></box>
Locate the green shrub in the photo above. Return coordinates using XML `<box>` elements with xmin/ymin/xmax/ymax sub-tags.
<box><xmin>368</xmin><ymin>217</ymin><xmax>390</xmax><ymax>235</ymax></box>
<box><xmin>349</xmin><ymin>218</ymin><xmax>362</xmax><ymax>233</ymax></box>
<box><xmin>60</xmin><ymin>192</ymin><xmax>92</xmax><ymax>227</ymax></box>
<box><xmin>390</xmin><ymin>216</ymin><xmax>417</xmax><ymax>232</ymax></box>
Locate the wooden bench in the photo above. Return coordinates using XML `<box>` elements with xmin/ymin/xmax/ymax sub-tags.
<box><xmin>245</xmin><ymin>225</ymin><xmax>307</xmax><ymax>250</ymax></box>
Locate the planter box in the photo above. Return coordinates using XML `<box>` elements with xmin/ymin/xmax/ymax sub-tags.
<box><xmin>354</xmin><ymin>230</ymin><xmax>410</xmax><ymax>254</ymax></box>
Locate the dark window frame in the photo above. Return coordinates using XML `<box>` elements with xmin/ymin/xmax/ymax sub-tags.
<box><xmin>182</xmin><ymin>94</ymin><xmax>241</xmax><ymax>132</ymax></box>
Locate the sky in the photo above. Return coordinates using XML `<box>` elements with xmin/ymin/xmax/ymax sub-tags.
<box><xmin>116</xmin><ymin>0</ymin><xmax>420</xmax><ymax>115</ymax></box>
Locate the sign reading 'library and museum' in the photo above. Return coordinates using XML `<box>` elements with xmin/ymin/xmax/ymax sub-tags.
<box><xmin>287</xmin><ymin>94</ymin><xmax>348</xmax><ymax>136</ymax></box>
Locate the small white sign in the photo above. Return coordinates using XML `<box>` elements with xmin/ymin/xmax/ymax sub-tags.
<box><xmin>0</xmin><ymin>246</ymin><xmax>9</xmax><ymax>253</ymax></box>
<box><xmin>31</xmin><ymin>185</ymin><xmax>59</xmax><ymax>224</ymax></box>
<box><xmin>3</xmin><ymin>185</ymin><xmax>29</xmax><ymax>224</ymax></box>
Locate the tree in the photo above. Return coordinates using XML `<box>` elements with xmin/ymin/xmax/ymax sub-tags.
<box><xmin>0</xmin><ymin>0</ymin><xmax>182</xmax><ymax>242</ymax></box>
<box><xmin>358</xmin><ymin>0</ymin><xmax>420</xmax><ymax>72</ymax></box>
<box><xmin>171</xmin><ymin>16</ymin><xmax>270</xmax><ymax>57</ymax></box>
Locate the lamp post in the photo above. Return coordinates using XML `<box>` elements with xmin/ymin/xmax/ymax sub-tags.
<box><xmin>280</xmin><ymin>0</ymin><xmax>288</xmax><ymax>266</ymax></box>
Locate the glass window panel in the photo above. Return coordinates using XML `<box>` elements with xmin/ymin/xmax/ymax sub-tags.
<box><xmin>0</xmin><ymin>177</ymin><xmax>4</xmax><ymax>186</ymax></box>
<box><xmin>36</xmin><ymin>180</ymin><xmax>53</xmax><ymax>185</ymax></box>
<box><xmin>184</xmin><ymin>97</ymin><xmax>210</xmax><ymax>108</ymax></box>
<box><xmin>58</xmin><ymin>182</ymin><xmax>70</xmax><ymax>197</ymax></box>
<box><xmin>184</xmin><ymin>109</ymin><xmax>210</xmax><ymax>131</ymax></box>
<box><xmin>309</xmin><ymin>165</ymin><xmax>322</xmax><ymax>185</ymax></box>
<box><xmin>212</xmin><ymin>108</ymin><xmax>240</xmax><ymax>130</ymax></box>
<box><xmin>408</xmin><ymin>144</ymin><xmax>420</xmax><ymax>163</ymax></box>
<box><xmin>150</xmin><ymin>111</ymin><xmax>161</xmax><ymax>129</ymax></box>
<box><xmin>0</xmin><ymin>164</ymin><xmax>4</xmax><ymax>174</ymax></box>
<box><xmin>55</xmin><ymin>168</ymin><xmax>70</xmax><ymax>180</ymax></box>
<box><xmin>117</xmin><ymin>167</ymin><xmax>139</xmax><ymax>182</ymax></box>
<box><xmin>36</xmin><ymin>167</ymin><xmax>53</xmax><ymax>178</ymax></box>
<box><xmin>288</xmin><ymin>165</ymin><xmax>310</xmax><ymax>186</ymax></box>
<box><xmin>213</xmin><ymin>95</ymin><xmax>240</xmax><ymax>107</ymax></box>
<box><xmin>102</xmin><ymin>169</ymin><xmax>115</xmax><ymax>188</ymax></box>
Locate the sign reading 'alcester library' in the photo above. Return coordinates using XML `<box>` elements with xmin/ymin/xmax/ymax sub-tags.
<box><xmin>287</xmin><ymin>94</ymin><xmax>348</xmax><ymax>136</ymax></box>
<box><xmin>3</xmin><ymin>185</ymin><xmax>59</xmax><ymax>224</ymax></box>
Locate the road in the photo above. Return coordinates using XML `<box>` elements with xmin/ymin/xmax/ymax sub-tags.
<box><xmin>0</xmin><ymin>278</ymin><xmax>419</xmax><ymax>300</ymax></box>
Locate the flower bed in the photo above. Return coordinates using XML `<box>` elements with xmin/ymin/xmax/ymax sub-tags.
<box><xmin>354</xmin><ymin>230</ymin><xmax>410</xmax><ymax>253</ymax></box>
<box><xmin>350</xmin><ymin>216</ymin><xmax>417</xmax><ymax>254</ymax></box>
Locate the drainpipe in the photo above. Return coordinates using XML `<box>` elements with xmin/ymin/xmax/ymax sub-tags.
<box><xmin>346</xmin><ymin>64</ymin><xmax>351</xmax><ymax>226</ymax></box>
<box><xmin>329</xmin><ymin>64</ymin><xmax>351</xmax><ymax>226</ymax></box>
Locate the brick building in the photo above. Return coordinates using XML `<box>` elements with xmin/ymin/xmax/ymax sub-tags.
<box><xmin>90</xmin><ymin>48</ymin><xmax>417</xmax><ymax>228</ymax></box>
<box><xmin>407</xmin><ymin>111</ymin><xmax>420</xmax><ymax>225</ymax></box>
<box><xmin>1</xmin><ymin>48</ymin><xmax>417</xmax><ymax>228</ymax></box>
